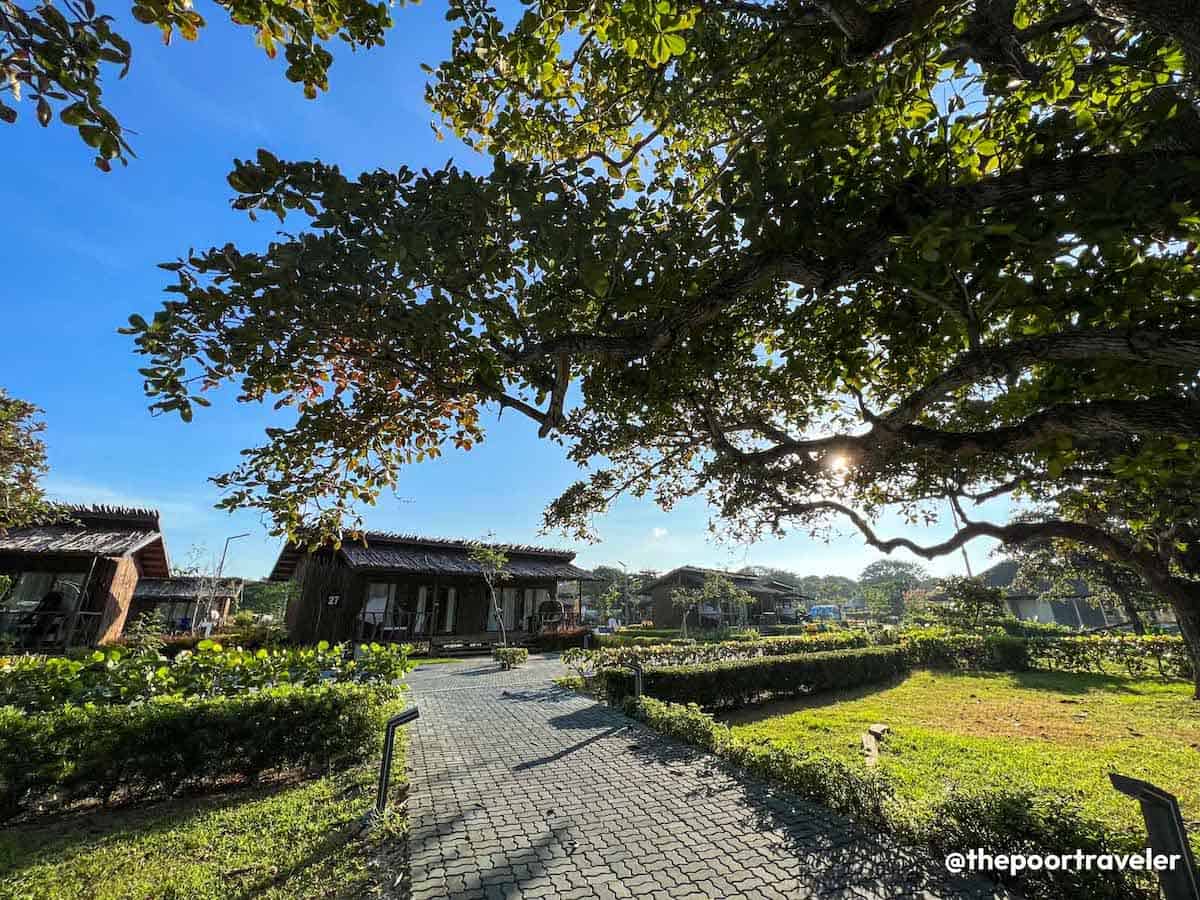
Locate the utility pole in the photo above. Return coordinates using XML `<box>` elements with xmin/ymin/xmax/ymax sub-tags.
<box><xmin>617</xmin><ymin>560</ymin><xmax>630</xmax><ymax>625</ymax></box>
<box><xmin>195</xmin><ymin>532</ymin><xmax>250</xmax><ymax>634</ymax></box>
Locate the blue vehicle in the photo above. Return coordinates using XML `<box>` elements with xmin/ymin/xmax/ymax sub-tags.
<box><xmin>808</xmin><ymin>604</ymin><xmax>842</xmax><ymax>622</ymax></box>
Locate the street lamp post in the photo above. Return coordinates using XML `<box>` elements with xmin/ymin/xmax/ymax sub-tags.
<box><xmin>194</xmin><ymin>532</ymin><xmax>250</xmax><ymax>634</ymax></box>
<box><xmin>617</xmin><ymin>560</ymin><xmax>630</xmax><ymax>626</ymax></box>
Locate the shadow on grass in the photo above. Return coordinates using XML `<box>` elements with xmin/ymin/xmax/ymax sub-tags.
<box><xmin>1009</xmin><ymin>668</ymin><xmax>1150</xmax><ymax>695</ymax></box>
<box><xmin>718</xmin><ymin>668</ymin><xmax>1159</xmax><ymax>726</ymax></box>
<box><xmin>716</xmin><ymin>675</ymin><xmax>907</xmax><ymax>725</ymax></box>
<box><xmin>0</xmin><ymin>778</ymin><xmax>303</xmax><ymax>878</ymax></box>
<box><xmin>0</xmin><ymin>765</ymin><xmax>402</xmax><ymax>900</ymax></box>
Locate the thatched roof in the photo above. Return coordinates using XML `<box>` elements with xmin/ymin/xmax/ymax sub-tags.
<box><xmin>641</xmin><ymin>566</ymin><xmax>802</xmax><ymax>598</ymax></box>
<box><xmin>0</xmin><ymin>505</ymin><xmax>169</xmax><ymax>577</ymax></box>
<box><xmin>134</xmin><ymin>577</ymin><xmax>243</xmax><ymax>603</ymax></box>
<box><xmin>269</xmin><ymin>532</ymin><xmax>599</xmax><ymax>582</ymax></box>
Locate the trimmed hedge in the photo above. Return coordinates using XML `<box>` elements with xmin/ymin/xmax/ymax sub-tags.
<box><xmin>607</xmin><ymin>646</ymin><xmax>909</xmax><ymax>710</ymax></box>
<box><xmin>0</xmin><ymin>641</ymin><xmax>411</xmax><ymax>713</ymax></box>
<box><xmin>1030</xmin><ymin>634</ymin><xmax>1194</xmax><ymax>681</ymax></box>
<box><xmin>595</xmin><ymin>634</ymin><xmax>691</xmax><ymax>648</ymax></box>
<box><xmin>901</xmin><ymin>629</ymin><xmax>1031</xmax><ymax>671</ymax></box>
<box><xmin>761</xmin><ymin>624</ymin><xmax>821</xmax><ymax>636</ymax></box>
<box><xmin>588</xmin><ymin>630</ymin><xmax>870</xmax><ymax>667</ymax></box>
<box><xmin>982</xmin><ymin>616</ymin><xmax>1075</xmax><ymax>638</ymax></box>
<box><xmin>0</xmin><ymin>683</ymin><xmax>393</xmax><ymax>820</ymax></box>
<box><xmin>527</xmin><ymin>628</ymin><xmax>590</xmax><ymax>651</ymax></box>
<box><xmin>493</xmin><ymin>647</ymin><xmax>529</xmax><ymax>669</ymax></box>
<box><xmin>626</xmin><ymin>696</ymin><xmax>1141</xmax><ymax>900</ymax></box>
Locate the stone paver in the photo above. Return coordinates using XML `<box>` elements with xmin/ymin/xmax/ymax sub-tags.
<box><xmin>403</xmin><ymin>654</ymin><xmax>1003</xmax><ymax>899</ymax></box>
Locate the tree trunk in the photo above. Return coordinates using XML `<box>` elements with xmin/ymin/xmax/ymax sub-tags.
<box><xmin>489</xmin><ymin>585</ymin><xmax>507</xmax><ymax>648</ymax></box>
<box><xmin>1121</xmin><ymin>597</ymin><xmax>1146</xmax><ymax>635</ymax></box>
<box><xmin>1170</xmin><ymin>589</ymin><xmax>1200</xmax><ymax>699</ymax></box>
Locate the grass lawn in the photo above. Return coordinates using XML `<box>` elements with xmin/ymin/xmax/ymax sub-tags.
<box><xmin>0</xmin><ymin>750</ymin><xmax>407</xmax><ymax>900</ymax></box>
<box><xmin>726</xmin><ymin>669</ymin><xmax>1200</xmax><ymax>852</ymax></box>
<box><xmin>409</xmin><ymin>656</ymin><xmax>463</xmax><ymax>666</ymax></box>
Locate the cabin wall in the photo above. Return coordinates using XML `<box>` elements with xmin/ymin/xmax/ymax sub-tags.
<box><xmin>284</xmin><ymin>557</ymin><xmax>567</xmax><ymax>644</ymax></box>
<box><xmin>285</xmin><ymin>552</ymin><xmax>358</xmax><ymax>644</ymax></box>
<box><xmin>94</xmin><ymin>555</ymin><xmax>139</xmax><ymax>643</ymax></box>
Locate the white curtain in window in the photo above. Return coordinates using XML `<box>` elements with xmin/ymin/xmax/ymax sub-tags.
<box><xmin>502</xmin><ymin>588</ymin><xmax>517</xmax><ymax>630</ymax></box>
<box><xmin>364</xmin><ymin>583</ymin><xmax>390</xmax><ymax>624</ymax></box>
<box><xmin>442</xmin><ymin>588</ymin><xmax>457</xmax><ymax>633</ymax></box>
<box><xmin>485</xmin><ymin>589</ymin><xmax>500</xmax><ymax>632</ymax></box>
<box><xmin>414</xmin><ymin>587</ymin><xmax>428</xmax><ymax>633</ymax></box>
<box><xmin>523</xmin><ymin>589</ymin><xmax>536</xmax><ymax>629</ymax></box>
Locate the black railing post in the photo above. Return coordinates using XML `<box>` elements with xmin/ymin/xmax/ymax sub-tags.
<box><xmin>1111</xmin><ymin>773</ymin><xmax>1200</xmax><ymax>900</ymax></box>
<box><xmin>364</xmin><ymin>706</ymin><xmax>420</xmax><ymax>827</ymax></box>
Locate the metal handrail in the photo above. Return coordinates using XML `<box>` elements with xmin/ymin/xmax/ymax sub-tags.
<box><xmin>1111</xmin><ymin>774</ymin><xmax>1200</xmax><ymax>900</ymax></box>
<box><xmin>361</xmin><ymin>706</ymin><xmax>420</xmax><ymax>828</ymax></box>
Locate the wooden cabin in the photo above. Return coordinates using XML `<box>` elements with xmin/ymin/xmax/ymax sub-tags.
<box><xmin>130</xmin><ymin>576</ymin><xmax>244</xmax><ymax>633</ymax></box>
<box><xmin>270</xmin><ymin>533</ymin><xmax>597</xmax><ymax>649</ymax></box>
<box><xmin>643</xmin><ymin>566</ymin><xmax>809</xmax><ymax>629</ymax></box>
<box><xmin>0</xmin><ymin>505</ymin><xmax>171</xmax><ymax>649</ymax></box>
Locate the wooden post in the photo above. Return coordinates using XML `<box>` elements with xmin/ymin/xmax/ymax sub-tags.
<box><xmin>429</xmin><ymin>578</ymin><xmax>440</xmax><ymax>653</ymax></box>
<box><xmin>63</xmin><ymin>554</ymin><xmax>98</xmax><ymax>649</ymax></box>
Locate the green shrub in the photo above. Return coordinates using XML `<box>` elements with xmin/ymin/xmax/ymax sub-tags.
<box><xmin>916</xmin><ymin>787</ymin><xmax>1141</xmax><ymax>900</ymax></box>
<box><xmin>982</xmin><ymin>616</ymin><xmax>1075</xmax><ymax>638</ymax></box>
<box><xmin>0</xmin><ymin>683</ymin><xmax>393</xmax><ymax>820</ymax></box>
<box><xmin>615</xmin><ymin>626</ymin><xmax>677</xmax><ymax>636</ymax></box>
<box><xmin>625</xmin><ymin>696</ymin><xmax>1140</xmax><ymax>900</ymax></box>
<box><xmin>623</xmin><ymin>695</ymin><xmax>730</xmax><ymax>752</ymax></box>
<box><xmin>493</xmin><ymin>647</ymin><xmax>529</xmax><ymax>669</ymax></box>
<box><xmin>607</xmin><ymin>646</ymin><xmax>909</xmax><ymax>710</ymax></box>
<box><xmin>595</xmin><ymin>633</ymin><xmax>690</xmax><ymax>648</ymax></box>
<box><xmin>762</xmin><ymin>624</ymin><xmax>818</xmax><ymax>636</ymax></box>
<box><xmin>1029</xmin><ymin>634</ymin><xmax>1193</xmax><ymax>681</ymax></box>
<box><xmin>528</xmin><ymin>628</ymin><xmax>589</xmax><ymax>651</ymax></box>
<box><xmin>900</xmin><ymin>628</ymin><xmax>1030</xmax><ymax>671</ymax></box>
<box><xmin>589</xmin><ymin>630</ymin><xmax>870</xmax><ymax>667</ymax></box>
<box><xmin>0</xmin><ymin>641</ymin><xmax>412</xmax><ymax>713</ymax></box>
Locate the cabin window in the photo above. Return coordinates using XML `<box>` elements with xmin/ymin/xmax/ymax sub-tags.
<box><xmin>485</xmin><ymin>589</ymin><xmax>499</xmax><ymax>631</ymax></box>
<box><xmin>501</xmin><ymin>588</ymin><xmax>518</xmax><ymax>630</ymax></box>
<box><xmin>0</xmin><ymin>571</ymin><xmax>88</xmax><ymax>613</ymax></box>
<box><xmin>435</xmin><ymin>587</ymin><xmax>457</xmax><ymax>633</ymax></box>
<box><xmin>524</xmin><ymin>589</ymin><xmax>537</xmax><ymax>630</ymax></box>
<box><xmin>364</xmin><ymin>582</ymin><xmax>393</xmax><ymax>624</ymax></box>
<box><xmin>414</xmin><ymin>587</ymin><xmax>428</xmax><ymax>634</ymax></box>
<box><xmin>0</xmin><ymin>571</ymin><xmax>89</xmax><ymax>649</ymax></box>
<box><xmin>361</xmin><ymin>582</ymin><xmax>415</xmax><ymax>640</ymax></box>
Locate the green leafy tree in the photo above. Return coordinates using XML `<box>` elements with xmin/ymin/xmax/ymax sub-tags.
<box><xmin>796</xmin><ymin>575</ymin><xmax>859</xmax><ymax>606</ymax></box>
<box><xmin>936</xmin><ymin>575</ymin><xmax>1008</xmax><ymax>628</ymax></box>
<box><xmin>594</xmin><ymin>584</ymin><xmax>621</xmax><ymax>622</ymax></box>
<box><xmin>129</xmin><ymin>0</ymin><xmax>1200</xmax><ymax>693</ymax></box>
<box><xmin>1</xmin><ymin>0</ymin><xmax>392</xmax><ymax>168</ymax></box>
<box><xmin>239</xmin><ymin>580</ymin><xmax>293</xmax><ymax>618</ymax></box>
<box><xmin>860</xmin><ymin>560</ymin><xmax>929</xmax><ymax>622</ymax></box>
<box><xmin>671</xmin><ymin>573</ymin><xmax>754</xmax><ymax>635</ymax></box>
<box><xmin>0</xmin><ymin>388</ymin><xmax>54</xmax><ymax>534</ymax></box>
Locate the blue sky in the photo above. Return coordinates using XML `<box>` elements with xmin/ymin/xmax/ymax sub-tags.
<box><xmin>1</xmin><ymin>8</ymin><xmax>1004</xmax><ymax>581</ymax></box>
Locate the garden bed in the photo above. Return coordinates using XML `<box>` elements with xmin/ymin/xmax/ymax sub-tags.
<box><xmin>728</xmin><ymin>669</ymin><xmax>1200</xmax><ymax>865</ymax></box>
<box><xmin>0</xmin><ymin>743</ymin><xmax>408</xmax><ymax>899</ymax></box>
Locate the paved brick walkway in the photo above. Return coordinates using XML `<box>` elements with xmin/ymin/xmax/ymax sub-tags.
<box><xmin>403</xmin><ymin>654</ymin><xmax>1003</xmax><ymax>900</ymax></box>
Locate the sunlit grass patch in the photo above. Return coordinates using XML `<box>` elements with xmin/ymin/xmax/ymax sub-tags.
<box><xmin>728</xmin><ymin>669</ymin><xmax>1200</xmax><ymax>852</ymax></box>
<box><xmin>0</xmin><ymin>747</ymin><xmax>407</xmax><ymax>900</ymax></box>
